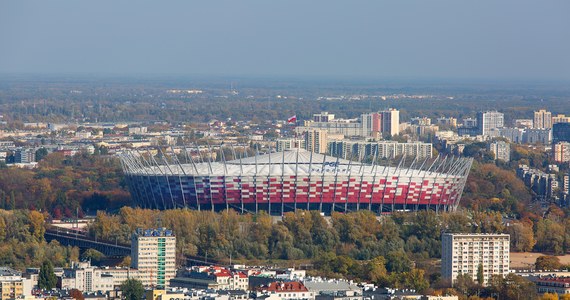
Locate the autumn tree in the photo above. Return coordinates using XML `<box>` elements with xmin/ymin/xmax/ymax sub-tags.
<box><xmin>541</xmin><ymin>293</ymin><xmax>559</xmax><ymax>300</ymax></box>
<box><xmin>535</xmin><ymin>255</ymin><xmax>562</xmax><ymax>271</ymax></box>
<box><xmin>69</xmin><ymin>289</ymin><xmax>85</xmax><ymax>300</ymax></box>
<box><xmin>507</xmin><ymin>221</ymin><xmax>535</xmax><ymax>252</ymax></box>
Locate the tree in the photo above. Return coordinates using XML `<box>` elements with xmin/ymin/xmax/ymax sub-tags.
<box><xmin>69</xmin><ymin>289</ymin><xmax>85</xmax><ymax>300</ymax></box>
<box><xmin>535</xmin><ymin>255</ymin><xmax>562</xmax><ymax>270</ymax></box>
<box><xmin>485</xmin><ymin>273</ymin><xmax>537</xmax><ymax>300</ymax></box>
<box><xmin>28</xmin><ymin>210</ymin><xmax>45</xmax><ymax>242</ymax></box>
<box><xmin>9</xmin><ymin>191</ymin><xmax>15</xmax><ymax>210</ymax></box>
<box><xmin>507</xmin><ymin>222</ymin><xmax>535</xmax><ymax>252</ymax></box>
<box><xmin>120</xmin><ymin>278</ymin><xmax>144</xmax><ymax>300</ymax></box>
<box><xmin>400</xmin><ymin>268</ymin><xmax>430</xmax><ymax>293</ymax></box>
<box><xmin>455</xmin><ymin>273</ymin><xmax>476</xmax><ymax>295</ymax></box>
<box><xmin>81</xmin><ymin>249</ymin><xmax>106</xmax><ymax>265</ymax></box>
<box><xmin>535</xmin><ymin>219</ymin><xmax>565</xmax><ymax>254</ymax></box>
<box><xmin>38</xmin><ymin>260</ymin><xmax>57</xmax><ymax>290</ymax></box>
<box><xmin>477</xmin><ymin>264</ymin><xmax>484</xmax><ymax>285</ymax></box>
<box><xmin>385</xmin><ymin>251</ymin><xmax>412</xmax><ymax>273</ymax></box>
<box><xmin>35</xmin><ymin>148</ymin><xmax>49</xmax><ymax>162</ymax></box>
<box><xmin>366</xmin><ymin>256</ymin><xmax>388</xmax><ymax>284</ymax></box>
<box><xmin>540</xmin><ymin>293</ymin><xmax>559</xmax><ymax>300</ymax></box>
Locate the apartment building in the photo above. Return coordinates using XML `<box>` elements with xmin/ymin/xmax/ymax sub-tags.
<box><xmin>488</xmin><ymin>141</ymin><xmax>511</xmax><ymax>162</ymax></box>
<box><xmin>131</xmin><ymin>228</ymin><xmax>176</xmax><ymax>288</ymax></box>
<box><xmin>0</xmin><ymin>267</ymin><xmax>32</xmax><ymax>300</ymax></box>
<box><xmin>534</xmin><ymin>109</ymin><xmax>553</xmax><ymax>129</ymax></box>
<box><xmin>441</xmin><ymin>233</ymin><xmax>510</xmax><ymax>286</ymax></box>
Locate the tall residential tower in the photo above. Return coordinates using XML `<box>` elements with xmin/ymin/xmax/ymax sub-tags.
<box><xmin>442</xmin><ymin>233</ymin><xmax>510</xmax><ymax>286</ymax></box>
<box><xmin>131</xmin><ymin>228</ymin><xmax>176</xmax><ymax>288</ymax></box>
<box><xmin>534</xmin><ymin>109</ymin><xmax>552</xmax><ymax>129</ymax></box>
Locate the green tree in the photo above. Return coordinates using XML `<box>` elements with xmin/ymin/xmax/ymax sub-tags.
<box><xmin>38</xmin><ymin>260</ymin><xmax>57</xmax><ymax>290</ymax></box>
<box><xmin>385</xmin><ymin>251</ymin><xmax>412</xmax><ymax>273</ymax></box>
<box><xmin>9</xmin><ymin>191</ymin><xmax>15</xmax><ymax>210</ymax></box>
<box><xmin>400</xmin><ymin>268</ymin><xmax>430</xmax><ymax>293</ymax></box>
<box><xmin>477</xmin><ymin>264</ymin><xmax>484</xmax><ymax>285</ymax></box>
<box><xmin>486</xmin><ymin>273</ymin><xmax>537</xmax><ymax>300</ymax></box>
<box><xmin>81</xmin><ymin>249</ymin><xmax>106</xmax><ymax>265</ymax></box>
<box><xmin>35</xmin><ymin>148</ymin><xmax>49</xmax><ymax>162</ymax></box>
<box><xmin>366</xmin><ymin>256</ymin><xmax>388</xmax><ymax>284</ymax></box>
<box><xmin>507</xmin><ymin>222</ymin><xmax>535</xmax><ymax>252</ymax></box>
<box><xmin>120</xmin><ymin>278</ymin><xmax>144</xmax><ymax>300</ymax></box>
<box><xmin>454</xmin><ymin>273</ymin><xmax>476</xmax><ymax>295</ymax></box>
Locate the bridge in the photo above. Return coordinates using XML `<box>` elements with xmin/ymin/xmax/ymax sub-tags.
<box><xmin>44</xmin><ymin>228</ymin><xmax>220</xmax><ymax>266</ymax></box>
<box><xmin>44</xmin><ymin>229</ymin><xmax>131</xmax><ymax>256</ymax></box>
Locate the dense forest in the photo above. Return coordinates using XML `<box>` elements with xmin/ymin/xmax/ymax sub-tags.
<box><xmin>0</xmin><ymin>152</ymin><xmax>129</xmax><ymax>217</ymax></box>
<box><xmin>0</xmin><ymin>209</ymin><xmax>80</xmax><ymax>269</ymax></box>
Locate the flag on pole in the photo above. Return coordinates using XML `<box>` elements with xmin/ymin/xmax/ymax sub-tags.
<box><xmin>287</xmin><ymin>115</ymin><xmax>297</xmax><ymax>124</ymax></box>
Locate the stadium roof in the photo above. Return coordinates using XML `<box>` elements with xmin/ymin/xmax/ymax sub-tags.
<box><xmin>227</xmin><ymin>149</ymin><xmax>359</xmax><ymax>165</ymax></box>
<box><xmin>120</xmin><ymin>149</ymin><xmax>472</xmax><ymax>178</ymax></box>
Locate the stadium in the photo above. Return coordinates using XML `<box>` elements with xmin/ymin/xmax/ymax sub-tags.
<box><xmin>119</xmin><ymin>149</ymin><xmax>473</xmax><ymax>215</ymax></box>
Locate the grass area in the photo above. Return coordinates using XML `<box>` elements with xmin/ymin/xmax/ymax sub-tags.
<box><xmin>510</xmin><ymin>252</ymin><xmax>570</xmax><ymax>269</ymax></box>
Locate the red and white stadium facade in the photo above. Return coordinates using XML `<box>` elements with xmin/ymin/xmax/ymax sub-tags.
<box><xmin>120</xmin><ymin>149</ymin><xmax>473</xmax><ymax>215</ymax></box>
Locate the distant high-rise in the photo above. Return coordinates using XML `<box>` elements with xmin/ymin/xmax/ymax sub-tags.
<box><xmin>304</xmin><ymin>129</ymin><xmax>328</xmax><ymax>154</ymax></box>
<box><xmin>534</xmin><ymin>109</ymin><xmax>552</xmax><ymax>129</ymax></box>
<box><xmin>553</xmin><ymin>142</ymin><xmax>570</xmax><ymax>163</ymax></box>
<box><xmin>361</xmin><ymin>112</ymin><xmax>381</xmax><ymax>138</ymax></box>
<box><xmin>313</xmin><ymin>112</ymin><xmax>335</xmax><ymax>123</ymax></box>
<box><xmin>131</xmin><ymin>228</ymin><xmax>176</xmax><ymax>288</ymax></box>
<box><xmin>463</xmin><ymin>118</ymin><xmax>477</xmax><ymax>128</ymax></box>
<box><xmin>436</xmin><ymin>117</ymin><xmax>457</xmax><ymax>127</ymax></box>
<box><xmin>488</xmin><ymin>141</ymin><xmax>511</xmax><ymax>162</ymax></box>
<box><xmin>476</xmin><ymin>111</ymin><xmax>504</xmax><ymax>136</ymax></box>
<box><xmin>553</xmin><ymin>123</ymin><xmax>570</xmax><ymax>143</ymax></box>
<box><xmin>14</xmin><ymin>148</ymin><xmax>35</xmax><ymax>164</ymax></box>
<box><xmin>552</xmin><ymin>114</ymin><xmax>570</xmax><ymax>125</ymax></box>
<box><xmin>379</xmin><ymin>109</ymin><xmax>400</xmax><ymax>137</ymax></box>
<box><xmin>276</xmin><ymin>138</ymin><xmax>305</xmax><ymax>152</ymax></box>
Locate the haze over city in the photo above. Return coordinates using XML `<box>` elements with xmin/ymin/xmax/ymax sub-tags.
<box><xmin>1</xmin><ymin>0</ymin><xmax>570</xmax><ymax>81</ymax></box>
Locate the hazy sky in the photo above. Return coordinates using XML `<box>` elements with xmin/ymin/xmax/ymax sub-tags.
<box><xmin>1</xmin><ymin>0</ymin><xmax>569</xmax><ymax>81</ymax></box>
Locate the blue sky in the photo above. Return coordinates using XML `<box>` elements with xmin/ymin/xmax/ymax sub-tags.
<box><xmin>1</xmin><ymin>0</ymin><xmax>569</xmax><ymax>81</ymax></box>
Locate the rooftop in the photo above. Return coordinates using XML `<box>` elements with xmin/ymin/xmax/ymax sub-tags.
<box><xmin>134</xmin><ymin>228</ymin><xmax>175</xmax><ymax>237</ymax></box>
<box><xmin>0</xmin><ymin>267</ymin><xmax>20</xmax><ymax>277</ymax></box>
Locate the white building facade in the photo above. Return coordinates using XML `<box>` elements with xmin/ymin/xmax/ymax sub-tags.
<box><xmin>442</xmin><ymin>233</ymin><xmax>510</xmax><ymax>286</ymax></box>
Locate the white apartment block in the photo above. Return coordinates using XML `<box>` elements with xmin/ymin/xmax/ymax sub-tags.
<box><xmin>554</xmin><ymin>142</ymin><xmax>570</xmax><ymax>163</ymax></box>
<box><xmin>131</xmin><ymin>228</ymin><xmax>177</xmax><ymax>288</ymax></box>
<box><xmin>328</xmin><ymin>140</ymin><xmax>432</xmax><ymax>161</ymax></box>
<box><xmin>275</xmin><ymin>138</ymin><xmax>305</xmax><ymax>152</ymax></box>
<box><xmin>61</xmin><ymin>261</ymin><xmax>114</xmax><ymax>293</ymax></box>
<box><xmin>304</xmin><ymin>129</ymin><xmax>328</xmax><ymax>154</ymax></box>
<box><xmin>488</xmin><ymin>141</ymin><xmax>511</xmax><ymax>162</ymax></box>
<box><xmin>442</xmin><ymin>233</ymin><xmax>510</xmax><ymax>286</ymax></box>
<box><xmin>534</xmin><ymin>109</ymin><xmax>553</xmax><ymax>129</ymax></box>
<box><xmin>477</xmin><ymin>111</ymin><xmax>504</xmax><ymax>136</ymax></box>
<box><xmin>296</xmin><ymin>110</ymin><xmax>400</xmax><ymax>138</ymax></box>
